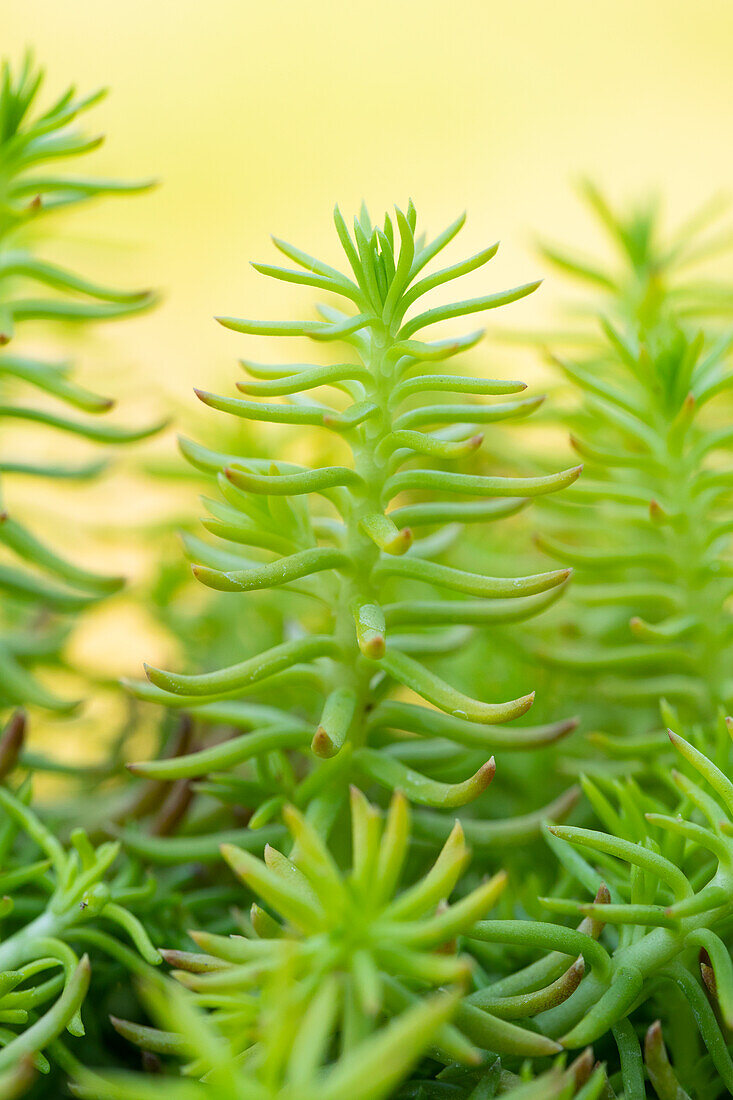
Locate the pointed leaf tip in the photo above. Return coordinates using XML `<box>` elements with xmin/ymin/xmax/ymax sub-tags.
<box><xmin>480</xmin><ymin>757</ymin><xmax>497</xmax><ymax>787</ymax></box>
<box><xmin>143</xmin><ymin>663</ymin><xmax>167</xmax><ymax>687</ymax></box>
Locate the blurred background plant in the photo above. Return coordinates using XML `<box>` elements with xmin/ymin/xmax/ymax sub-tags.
<box><xmin>0</xmin><ymin>54</ymin><xmax>161</xmax><ymax>722</ymax></box>
<box><xmin>481</xmin><ymin>185</ymin><xmax>733</xmax><ymax>787</ymax></box>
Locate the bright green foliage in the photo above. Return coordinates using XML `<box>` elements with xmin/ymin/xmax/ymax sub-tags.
<box><xmin>122</xmin><ymin>788</ymin><xmax>562</xmax><ymax>1064</ymax></box>
<box><xmin>0</xmin><ymin>719</ymin><xmax>160</xmax><ymax>1078</ymax></box>
<box><xmin>529</xmin><ymin>186</ymin><xmax>733</xmax><ymax>743</ymax></box>
<box><xmin>536</xmin><ymin>321</ymin><xmax>733</xmax><ymax>721</ymax></box>
<box><xmin>125</xmin><ymin>202</ymin><xmax>580</xmax><ymax>824</ymax></box>
<box><xmin>468</xmin><ymin>728</ymin><xmax>733</xmax><ymax>1096</ymax></box>
<box><xmin>70</xmin><ymin>963</ymin><xmax>461</xmax><ymax>1100</ymax></box>
<box><xmin>71</xmin><ymin>985</ymin><xmax>613</xmax><ymax>1100</ymax></box>
<box><xmin>0</xmin><ymin>54</ymin><xmax>160</xmax><ymax>715</ymax></box>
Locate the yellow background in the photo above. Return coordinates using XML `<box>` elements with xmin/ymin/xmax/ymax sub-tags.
<box><xmin>8</xmin><ymin>0</ymin><xmax>733</xmax><ymax>385</ymax></box>
<box><xmin>3</xmin><ymin>0</ymin><xmax>733</xmax><ymax>745</ymax></box>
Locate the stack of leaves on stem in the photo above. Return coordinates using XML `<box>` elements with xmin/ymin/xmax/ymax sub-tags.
<box><xmin>525</xmin><ymin>185</ymin><xmax>733</xmax><ymax>768</ymax></box>
<box><xmin>111</xmin><ymin>788</ymin><xmax>563</xmax><ymax>1064</ymax></box>
<box><xmin>123</xmin><ymin>198</ymin><xmax>581</xmax><ymax>845</ymax></box>
<box><xmin>0</xmin><ymin>53</ymin><xmax>160</xmax><ymax>715</ymax></box>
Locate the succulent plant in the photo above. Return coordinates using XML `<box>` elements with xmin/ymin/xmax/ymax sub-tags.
<box><xmin>0</xmin><ymin>748</ymin><xmax>160</xmax><ymax>1078</ymax></box>
<box><xmin>116</xmin><ymin>788</ymin><xmax>565</xmax><ymax>1067</ymax></box>
<box><xmin>0</xmin><ymin>53</ymin><xmax>160</xmax><ymax>715</ymax></box>
<box><xmin>535</xmin><ymin>320</ymin><xmax>733</xmax><ymax>727</ymax></box>
<box><xmin>467</xmin><ymin>728</ymin><xmax>733</xmax><ymax>1095</ymax></box>
<box><xmin>515</xmin><ymin>187</ymin><xmax>733</xmax><ymax>767</ymax></box>
<box><xmin>70</xmin><ymin>963</ymin><xmax>462</xmax><ymax>1100</ymax></box>
<box><xmin>124</xmin><ymin>201</ymin><xmax>581</xmax><ymax>832</ymax></box>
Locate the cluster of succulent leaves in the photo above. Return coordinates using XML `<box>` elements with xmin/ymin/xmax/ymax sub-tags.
<box><xmin>10</xmin><ymin>53</ymin><xmax>733</xmax><ymax>1100</ymax></box>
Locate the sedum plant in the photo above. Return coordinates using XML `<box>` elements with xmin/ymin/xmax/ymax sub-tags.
<box><xmin>114</xmin><ymin>788</ymin><xmax>560</xmax><ymax>1064</ymax></box>
<box><xmin>466</xmin><ymin>728</ymin><xmax>733</xmax><ymax>1095</ymax></box>
<box><xmin>70</xmin><ymin>976</ymin><xmax>612</xmax><ymax>1100</ymax></box>
<box><xmin>523</xmin><ymin>187</ymin><xmax>733</xmax><ymax>757</ymax></box>
<box><xmin>102</xmin><ymin>202</ymin><xmax>592</xmax><ymax>1098</ymax></box>
<box><xmin>125</xmin><ymin>201</ymin><xmax>581</xmax><ymax>831</ymax></box>
<box><xmin>70</xmin><ymin>966</ymin><xmax>462</xmax><ymax>1100</ymax></box>
<box><xmin>0</xmin><ymin>717</ymin><xmax>160</xmax><ymax>1081</ymax></box>
<box><xmin>536</xmin><ymin>318</ymin><xmax>733</xmax><ymax>726</ymax></box>
<box><xmin>0</xmin><ymin>54</ymin><xmax>160</xmax><ymax>715</ymax></box>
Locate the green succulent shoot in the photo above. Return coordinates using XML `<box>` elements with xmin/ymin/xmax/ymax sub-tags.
<box><xmin>0</xmin><ymin>53</ymin><xmax>162</xmax><ymax>715</ymax></box>
<box><xmin>0</xmin><ymin>718</ymin><xmax>160</xmax><ymax>1078</ymax></box>
<box><xmin>124</xmin><ymin>201</ymin><xmax>580</xmax><ymax>827</ymax></box>
<box><xmin>70</xmin><ymin>961</ymin><xmax>462</xmax><ymax>1100</ymax></box>
<box><xmin>112</xmin><ymin>786</ymin><xmax>562</xmax><ymax>1076</ymax></box>
<box><xmin>536</xmin><ymin>322</ymin><xmax>733</xmax><ymax>724</ymax></box>
<box><xmin>468</xmin><ymin>728</ymin><xmax>733</xmax><ymax>1096</ymax></box>
<box><xmin>526</xmin><ymin>188</ymin><xmax>733</xmax><ymax>749</ymax></box>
